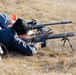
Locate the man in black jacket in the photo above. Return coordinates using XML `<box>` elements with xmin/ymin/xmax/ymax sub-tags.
<box><xmin>0</xmin><ymin>18</ymin><xmax>40</xmax><ymax>56</ymax></box>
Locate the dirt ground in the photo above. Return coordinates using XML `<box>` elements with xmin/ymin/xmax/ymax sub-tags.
<box><xmin>0</xmin><ymin>0</ymin><xmax>76</xmax><ymax>75</ymax></box>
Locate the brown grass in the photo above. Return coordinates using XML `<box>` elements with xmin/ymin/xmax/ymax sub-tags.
<box><xmin>0</xmin><ymin>0</ymin><xmax>76</xmax><ymax>75</ymax></box>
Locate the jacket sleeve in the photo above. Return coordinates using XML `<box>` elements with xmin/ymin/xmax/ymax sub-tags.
<box><xmin>12</xmin><ymin>34</ymin><xmax>37</xmax><ymax>56</ymax></box>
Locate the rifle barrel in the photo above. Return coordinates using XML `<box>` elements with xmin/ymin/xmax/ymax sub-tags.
<box><xmin>47</xmin><ymin>32</ymin><xmax>75</xmax><ymax>39</ymax></box>
<box><xmin>38</xmin><ymin>20</ymin><xmax>72</xmax><ymax>26</ymax></box>
<box><xmin>30</xmin><ymin>20</ymin><xmax>72</xmax><ymax>30</ymax></box>
<box><xmin>25</xmin><ymin>32</ymin><xmax>75</xmax><ymax>43</ymax></box>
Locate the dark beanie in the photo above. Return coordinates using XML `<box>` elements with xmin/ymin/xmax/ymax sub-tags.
<box><xmin>13</xmin><ymin>18</ymin><xmax>30</xmax><ymax>35</ymax></box>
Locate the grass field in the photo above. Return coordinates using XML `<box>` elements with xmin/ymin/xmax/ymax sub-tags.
<box><xmin>0</xmin><ymin>0</ymin><xmax>76</xmax><ymax>75</ymax></box>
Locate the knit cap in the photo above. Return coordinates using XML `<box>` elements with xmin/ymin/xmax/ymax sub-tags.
<box><xmin>13</xmin><ymin>18</ymin><xmax>30</xmax><ymax>35</ymax></box>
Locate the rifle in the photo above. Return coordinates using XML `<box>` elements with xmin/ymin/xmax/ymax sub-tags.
<box><xmin>27</xmin><ymin>19</ymin><xmax>72</xmax><ymax>30</ymax></box>
<box><xmin>26</xmin><ymin>19</ymin><xmax>75</xmax><ymax>51</ymax></box>
<box><xmin>27</xmin><ymin>19</ymin><xmax>72</xmax><ymax>35</ymax></box>
<box><xmin>23</xmin><ymin>32</ymin><xmax>75</xmax><ymax>51</ymax></box>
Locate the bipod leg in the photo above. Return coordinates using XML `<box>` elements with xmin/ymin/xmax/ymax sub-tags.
<box><xmin>61</xmin><ymin>37</ymin><xmax>68</xmax><ymax>46</ymax></box>
<box><xmin>67</xmin><ymin>38</ymin><xmax>74</xmax><ymax>52</ymax></box>
<box><xmin>61</xmin><ymin>37</ymin><xmax>74</xmax><ymax>52</ymax></box>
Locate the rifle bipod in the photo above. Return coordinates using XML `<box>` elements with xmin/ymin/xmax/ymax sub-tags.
<box><xmin>61</xmin><ymin>36</ymin><xmax>74</xmax><ymax>52</ymax></box>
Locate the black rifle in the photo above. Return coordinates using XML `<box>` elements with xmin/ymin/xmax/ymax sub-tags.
<box><xmin>26</xmin><ymin>19</ymin><xmax>75</xmax><ymax>51</ymax></box>
<box><xmin>23</xmin><ymin>32</ymin><xmax>75</xmax><ymax>51</ymax></box>
<box><xmin>27</xmin><ymin>20</ymin><xmax>72</xmax><ymax>30</ymax></box>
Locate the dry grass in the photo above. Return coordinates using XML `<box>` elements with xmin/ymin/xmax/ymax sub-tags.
<box><xmin>0</xmin><ymin>0</ymin><xmax>76</xmax><ymax>75</ymax></box>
